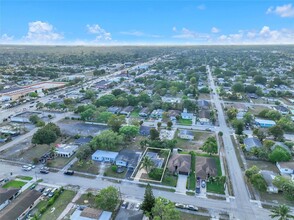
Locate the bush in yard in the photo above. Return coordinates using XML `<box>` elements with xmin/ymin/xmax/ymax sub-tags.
<box><xmin>111</xmin><ymin>165</ymin><xmax>118</xmax><ymax>172</ymax></box>
<box><xmin>40</xmin><ymin>206</ymin><xmax>47</xmax><ymax>214</ymax></box>
<box><xmin>148</xmin><ymin>168</ymin><xmax>163</xmax><ymax>181</ymax></box>
<box><xmin>269</xmin><ymin>146</ymin><xmax>291</xmax><ymax>163</ymax></box>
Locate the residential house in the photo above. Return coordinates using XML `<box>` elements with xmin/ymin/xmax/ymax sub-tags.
<box><xmin>92</xmin><ymin>150</ymin><xmax>118</xmax><ymax>163</ymax></box>
<box><xmin>116</xmin><ymin>208</ymin><xmax>143</xmax><ymax>220</ymax></box>
<box><xmin>276</xmin><ymin>162</ymin><xmax>294</xmax><ymax>175</ymax></box>
<box><xmin>243</xmin><ymin>137</ymin><xmax>262</xmax><ymax>151</ymax></box>
<box><xmin>145</xmin><ymin>152</ymin><xmax>164</xmax><ymax>168</ymax></box>
<box><xmin>181</xmin><ymin>108</ymin><xmax>193</xmax><ymax>120</ymax></box>
<box><xmin>168</xmin><ymin>154</ymin><xmax>191</xmax><ymax>175</ymax></box>
<box><xmin>178</xmin><ymin>130</ymin><xmax>194</xmax><ymax>140</ymax></box>
<box><xmin>115</xmin><ymin>149</ymin><xmax>141</xmax><ymax>170</ymax></box>
<box><xmin>168</xmin><ymin>110</ymin><xmax>180</xmax><ymax>121</ymax></box>
<box><xmin>120</xmin><ymin>106</ymin><xmax>134</xmax><ymax>116</ymax></box>
<box><xmin>95</xmin><ymin>80</ymin><xmax>111</xmax><ymax>90</ymax></box>
<box><xmin>0</xmin><ymin>190</ymin><xmax>42</xmax><ymax>220</ymax></box>
<box><xmin>259</xmin><ymin>170</ymin><xmax>278</xmax><ymax>193</ymax></box>
<box><xmin>198</xmin><ymin>109</ymin><xmax>210</xmax><ymax>125</ymax></box>
<box><xmin>236</xmin><ymin>111</ymin><xmax>246</xmax><ymax>120</ymax></box>
<box><xmin>71</xmin><ymin>207</ymin><xmax>112</xmax><ymax>220</ymax></box>
<box><xmin>271</xmin><ymin>142</ymin><xmax>291</xmax><ymax>154</ymax></box>
<box><xmin>197</xmin><ymin>100</ymin><xmax>210</xmax><ymax>110</ymax></box>
<box><xmin>107</xmin><ymin>106</ymin><xmax>122</xmax><ymax>114</ymax></box>
<box><xmin>255</xmin><ymin>118</ymin><xmax>276</xmax><ymax>128</ymax></box>
<box><xmin>55</xmin><ymin>144</ymin><xmax>79</xmax><ymax>158</ymax></box>
<box><xmin>139</xmin><ymin>126</ymin><xmax>152</xmax><ymax>136</ymax></box>
<box><xmin>139</xmin><ymin>107</ymin><xmax>150</xmax><ymax>117</ymax></box>
<box><xmin>247</xmin><ymin>93</ymin><xmax>259</xmax><ymax>99</ymax></box>
<box><xmin>0</xmin><ymin>188</ymin><xmax>19</xmax><ymax>211</ymax></box>
<box><xmin>195</xmin><ymin>156</ymin><xmax>217</xmax><ymax>179</ymax></box>
<box><xmin>274</xmin><ymin>106</ymin><xmax>289</xmax><ymax>115</ymax></box>
<box><xmin>150</xmin><ymin>109</ymin><xmax>164</xmax><ymax>118</ymax></box>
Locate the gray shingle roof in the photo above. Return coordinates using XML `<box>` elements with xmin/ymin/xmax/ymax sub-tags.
<box><xmin>244</xmin><ymin>137</ymin><xmax>262</xmax><ymax>151</ymax></box>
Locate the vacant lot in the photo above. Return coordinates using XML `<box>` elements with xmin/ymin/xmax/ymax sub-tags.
<box><xmin>71</xmin><ymin>159</ymin><xmax>99</xmax><ymax>175</ymax></box>
<box><xmin>246</xmin><ymin>160</ymin><xmax>279</xmax><ymax>173</ymax></box>
<box><xmin>248</xmin><ymin>105</ymin><xmax>270</xmax><ymax>116</ymax></box>
<box><xmin>40</xmin><ymin>190</ymin><xmax>76</xmax><ymax>220</ymax></box>
<box><xmin>175</xmin><ymin>131</ymin><xmax>215</xmax><ymax>152</ymax></box>
<box><xmin>57</xmin><ymin>119</ymin><xmax>108</xmax><ymax>136</ymax></box>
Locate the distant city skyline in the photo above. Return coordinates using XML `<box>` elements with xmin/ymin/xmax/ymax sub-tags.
<box><xmin>1</xmin><ymin>0</ymin><xmax>294</xmax><ymax>45</ymax></box>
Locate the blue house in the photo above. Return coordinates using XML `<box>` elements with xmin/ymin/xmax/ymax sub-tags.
<box><xmin>255</xmin><ymin>118</ymin><xmax>276</xmax><ymax>128</ymax></box>
<box><xmin>92</xmin><ymin>150</ymin><xmax>118</xmax><ymax>162</ymax></box>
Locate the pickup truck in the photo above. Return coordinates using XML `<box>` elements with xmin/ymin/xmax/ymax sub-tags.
<box><xmin>64</xmin><ymin>170</ymin><xmax>74</xmax><ymax>175</ymax></box>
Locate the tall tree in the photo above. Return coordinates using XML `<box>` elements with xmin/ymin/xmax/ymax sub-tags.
<box><xmin>151</xmin><ymin>197</ymin><xmax>180</xmax><ymax>220</ymax></box>
<box><xmin>268</xmin><ymin>125</ymin><xmax>284</xmax><ymax>141</ymax></box>
<box><xmin>140</xmin><ymin>184</ymin><xmax>155</xmax><ymax>215</ymax></box>
<box><xmin>270</xmin><ymin>204</ymin><xmax>294</xmax><ymax>220</ymax></box>
<box><xmin>107</xmin><ymin>115</ymin><xmax>125</xmax><ymax>132</ymax></box>
<box><xmin>150</xmin><ymin>128</ymin><xmax>160</xmax><ymax>140</ymax></box>
<box><xmin>119</xmin><ymin>125</ymin><xmax>139</xmax><ymax>141</ymax></box>
<box><xmin>95</xmin><ymin>186</ymin><xmax>120</xmax><ymax>211</ymax></box>
<box><xmin>141</xmin><ymin>156</ymin><xmax>154</xmax><ymax>173</ymax></box>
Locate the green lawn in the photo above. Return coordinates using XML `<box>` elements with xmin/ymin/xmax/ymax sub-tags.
<box><xmin>2</xmin><ymin>180</ymin><xmax>26</xmax><ymax>188</ymax></box>
<box><xmin>16</xmin><ymin>176</ymin><xmax>33</xmax><ymax>181</ymax></box>
<box><xmin>75</xmin><ymin>193</ymin><xmax>96</xmax><ymax>207</ymax></box>
<box><xmin>40</xmin><ymin>190</ymin><xmax>76</xmax><ymax>220</ymax></box>
<box><xmin>161</xmin><ymin>171</ymin><xmax>178</xmax><ymax>187</ymax></box>
<box><xmin>206</xmin><ymin>181</ymin><xmax>225</xmax><ymax>194</ymax></box>
<box><xmin>47</xmin><ymin>157</ymin><xmax>74</xmax><ymax>169</ymax></box>
<box><xmin>177</xmin><ymin>118</ymin><xmax>192</xmax><ymax>125</ymax></box>
<box><xmin>130</xmin><ymin>109</ymin><xmax>140</xmax><ymax>117</ymax></box>
<box><xmin>71</xmin><ymin>159</ymin><xmax>99</xmax><ymax>175</ymax></box>
<box><xmin>104</xmin><ymin>166</ymin><xmax>126</xmax><ymax>179</ymax></box>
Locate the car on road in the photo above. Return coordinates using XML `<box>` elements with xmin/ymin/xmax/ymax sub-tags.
<box><xmin>135</xmin><ymin>203</ymin><xmax>141</xmax><ymax>210</ymax></box>
<box><xmin>187</xmin><ymin>205</ymin><xmax>198</xmax><ymax>211</ymax></box>
<box><xmin>175</xmin><ymin>203</ymin><xmax>186</xmax><ymax>209</ymax></box>
<box><xmin>40</xmin><ymin>169</ymin><xmax>49</xmax><ymax>174</ymax></box>
<box><xmin>205</xmin><ymin>128</ymin><xmax>212</xmax><ymax>131</ymax></box>
<box><xmin>64</xmin><ymin>170</ymin><xmax>74</xmax><ymax>175</ymax></box>
<box><xmin>38</xmin><ymin>187</ymin><xmax>45</xmax><ymax>193</ymax></box>
<box><xmin>30</xmin><ymin>184</ymin><xmax>37</xmax><ymax>190</ymax></box>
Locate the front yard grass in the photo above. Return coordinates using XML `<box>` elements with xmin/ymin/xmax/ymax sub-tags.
<box><xmin>75</xmin><ymin>193</ymin><xmax>96</xmax><ymax>207</ymax></box>
<box><xmin>16</xmin><ymin>175</ymin><xmax>33</xmax><ymax>181</ymax></box>
<box><xmin>47</xmin><ymin>156</ymin><xmax>74</xmax><ymax>169</ymax></box>
<box><xmin>40</xmin><ymin>190</ymin><xmax>76</xmax><ymax>220</ymax></box>
<box><xmin>104</xmin><ymin>166</ymin><xmax>126</xmax><ymax>179</ymax></box>
<box><xmin>2</xmin><ymin>180</ymin><xmax>26</xmax><ymax>188</ymax></box>
<box><xmin>180</xmin><ymin>211</ymin><xmax>210</xmax><ymax>220</ymax></box>
<box><xmin>161</xmin><ymin>171</ymin><xmax>178</xmax><ymax>187</ymax></box>
<box><xmin>177</xmin><ymin>118</ymin><xmax>192</xmax><ymax>125</ymax></box>
<box><xmin>206</xmin><ymin>181</ymin><xmax>225</xmax><ymax>194</ymax></box>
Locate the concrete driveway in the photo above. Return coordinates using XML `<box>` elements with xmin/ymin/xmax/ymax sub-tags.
<box><xmin>176</xmin><ymin>174</ymin><xmax>187</xmax><ymax>194</ymax></box>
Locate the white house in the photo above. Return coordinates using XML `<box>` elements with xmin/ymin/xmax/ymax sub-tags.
<box><xmin>55</xmin><ymin>144</ymin><xmax>79</xmax><ymax>158</ymax></box>
<box><xmin>92</xmin><ymin>150</ymin><xmax>118</xmax><ymax>163</ymax></box>
<box><xmin>276</xmin><ymin>162</ymin><xmax>294</xmax><ymax>175</ymax></box>
<box><xmin>259</xmin><ymin>170</ymin><xmax>278</xmax><ymax>193</ymax></box>
<box><xmin>178</xmin><ymin>130</ymin><xmax>194</xmax><ymax>140</ymax></box>
<box><xmin>181</xmin><ymin>108</ymin><xmax>193</xmax><ymax>120</ymax></box>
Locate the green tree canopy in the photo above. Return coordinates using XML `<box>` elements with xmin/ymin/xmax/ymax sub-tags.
<box><xmin>90</xmin><ymin>130</ymin><xmax>123</xmax><ymax>151</ymax></box>
<box><xmin>95</xmin><ymin>186</ymin><xmax>120</xmax><ymax>211</ymax></box>
<box><xmin>151</xmin><ymin>197</ymin><xmax>180</xmax><ymax>220</ymax></box>
<box><xmin>270</xmin><ymin>204</ymin><xmax>294</xmax><ymax>220</ymax></box>
<box><xmin>268</xmin><ymin>125</ymin><xmax>284</xmax><ymax>141</ymax></box>
<box><xmin>201</xmin><ymin>136</ymin><xmax>218</xmax><ymax>155</ymax></box>
<box><xmin>269</xmin><ymin>146</ymin><xmax>291</xmax><ymax>163</ymax></box>
<box><xmin>119</xmin><ymin>125</ymin><xmax>139</xmax><ymax>141</ymax></box>
<box><xmin>107</xmin><ymin>115</ymin><xmax>126</xmax><ymax>132</ymax></box>
<box><xmin>140</xmin><ymin>184</ymin><xmax>155</xmax><ymax>215</ymax></box>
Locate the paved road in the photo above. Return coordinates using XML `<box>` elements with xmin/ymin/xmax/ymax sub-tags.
<box><xmin>207</xmin><ymin>65</ymin><xmax>270</xmax><ymax>219</ymax></box>
<box><xmin>0</xmin><ymin>112</ymin><xmax>72</xmax><ymax>152</ymax></box>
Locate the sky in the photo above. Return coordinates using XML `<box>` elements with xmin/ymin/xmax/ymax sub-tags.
<box><xmin>0</xmin><ymin>0</ymin><xmax>294</xmax><ymax>45</ymax></box>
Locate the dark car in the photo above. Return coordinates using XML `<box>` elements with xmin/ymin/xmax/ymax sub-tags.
<box><xmin>40</xmin><ymin>170</ymin><xmax>49</xmax><ymax>174</ymax></box>
<box><xmin>38</xmin><ymin>187</ymin><xmax>46</xmax><ymax>193</ymax></box>
<box><xmin>64</xmin><ymin>170</ymin><xmax>74</xmax><ymax>175</ymax></box>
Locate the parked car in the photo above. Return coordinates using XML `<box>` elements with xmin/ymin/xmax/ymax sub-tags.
<box><xmin>30</xmin><ymin>184</ymin><xmax>37</xmax><ymax>190</ymax></box>
<box><xmin>25</xmin><ymin>167</ymin><xmax>32</xmax><ymax>171</ymax></box>
<box><xmin>135</xmin><ymin>203</ymin><xmax>141</xmax><ymax>210</ymax></box>
<box><xmin>121</xmin><ymin>201</ymin><xmax>129</xmax><ymax>209</ymax></box>
<box><xmin>48</xmin><ymin>188</ymin><xmax>57</xmax><ymax>197</ymax></box>
<box><xmin>43</xmin><ymin>188</ymin><xmax>51</xmax><ymax>196</ymax></box>
<box><xmin>38</xmin><ymin>187</ymin><xmax>46</xmax><ymax>193</ymax></box>
<box><xmin>175</xmin><ymin>203</ymin><xmax>186</xmax><ymax>209</ymax></box>
<box><xmin>201</xmin><ymin>180</ymin><xmax>206</xmax><ymax>188</ymax></box>
<box><xmin>64</xmin><ymin>170</ymin><xmax>74</xmax><ymax>175</ymax></box>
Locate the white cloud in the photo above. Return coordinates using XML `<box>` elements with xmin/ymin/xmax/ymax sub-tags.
<box><xmin>120</xmin><ymin>31</ymin><xmax>144</xmax><ymax>37</ymax></box>
<box><xmin>24</xmin><ymin>21</ymin><xmax>63</xmax><ymax>43</ymax></box>
<box><xmin>172</xmin><ymin>28</ymin><xmax>210</xmax><ymax>41</ymax></box>
<box><xmin>197</xmin><ymin>4</ymin><xmax>206</xmax><ymax>10</ymax></box>
<box><xmin>217</xmin><ymin>26</ymin><xmax>294</xmax><ymax>44</ymax></box>
<box><xmin>0</xmin><ymin>34</ymin><xmax>14</xmax><ymax>43</ymax></box>
<box><xmin>211</xmin><ymin>27</ymin><xmax>220</xmax><ymax>33</ymax></box>
<box><xmin>86</xmin><ymin>24</ymin><xmax>111</xmax><ymax>41</ymax></box>
<box><xmin>172</xmin><ymin>27</ymin><xmax>177</xmax><ymax>32</ymax></box>
<box><xmin>266</xmin><ymin>4</ymin><xmax>294</xmax><ymax>17</ymax></box>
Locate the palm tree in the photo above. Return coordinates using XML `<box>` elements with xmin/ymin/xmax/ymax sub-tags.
<box><xmin>141</xmin><ymin>156</ymin><xmax>154</xmax><ymax>173</ymax></box>
<box><xmin>270</xmin><ymin>204</ymin><xmax>294</xmax><ymax>220</ymax></box>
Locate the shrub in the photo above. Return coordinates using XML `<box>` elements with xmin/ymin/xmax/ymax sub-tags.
<box><xmin>148</xmin><ymin>168</ymin><xmax>163</xmax><ymax>181</ymax></box>
<box><xmin>111</xmin><ymin>165</ymin><xmax>118</xmax><ymax>172</ymax></box>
